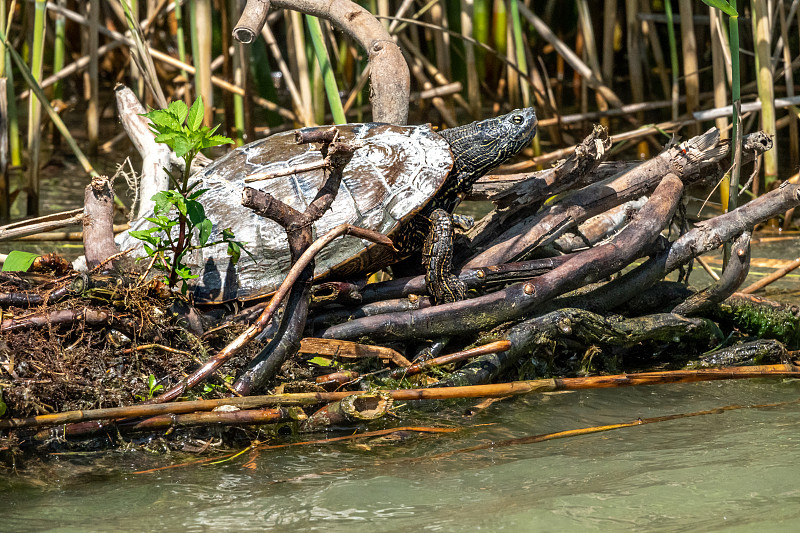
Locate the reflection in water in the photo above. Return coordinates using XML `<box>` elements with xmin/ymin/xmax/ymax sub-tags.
<box><xmin>4</xmin><ymin>380</ymin><xmax>800</xmax><ymax>531</ymax></box>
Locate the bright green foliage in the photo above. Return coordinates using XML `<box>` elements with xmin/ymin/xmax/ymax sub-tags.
<box><xmin>1</xmin><ymin>250</ymin><xmax>39</xmax><ymax>272</ymax></box>
<box><xmin>135</xmin><ymin>374</ymin><xmax>165</xmax><ymax>401</ymax></box>
<box><xmin>699</xmin><ymin>0</ymin><xmax>738</xmax><ymax>17</ymax></box>
<box><xmin>130</xmin><ymin>97</ymin><xmax>251</xmax><ymax>293</ymax></box>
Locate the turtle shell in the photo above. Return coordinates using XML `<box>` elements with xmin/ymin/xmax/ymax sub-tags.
<box><xmin>186</xmin><ymin>122</ymin><xmax>454</xmax><ymax>302</ymax></box>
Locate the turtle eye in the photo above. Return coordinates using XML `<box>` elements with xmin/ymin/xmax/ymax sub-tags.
<box><xmin>512</xmin><ymin>114</ymin><xmax>524</xmax><ymax>125</ymax></box>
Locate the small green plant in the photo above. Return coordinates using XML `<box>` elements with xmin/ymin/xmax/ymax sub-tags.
<box><xmin>135</xmin><ymin>374</ymin><xmax>165</xmax><ymax>401</ymax></box>
<box><xmin>130</xmin><ymin>97</ymin><xmax>250</xmax><ymax>293</ymax></box>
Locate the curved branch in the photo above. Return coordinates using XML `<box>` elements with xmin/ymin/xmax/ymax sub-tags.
<box><xmin>268</xmin><ymin>0</ymin><xmax>410</xmax><ymax>124</ymax></box>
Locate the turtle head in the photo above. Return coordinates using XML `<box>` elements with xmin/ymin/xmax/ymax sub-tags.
<box><xmin>439</xmin><ymin>107</ymin><xmax>537</xmax><ymax>192</ymax></box>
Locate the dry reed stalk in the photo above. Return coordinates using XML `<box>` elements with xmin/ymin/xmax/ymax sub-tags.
<box><xmin>0</xmin><ymin>78</ymin><xmax>7</xmax><ymax>220</ymax></box>
<box><xmin>460</xmin><ymin>0</ymin><xmax>481</xmax><ymax>118</ymax></box>
<box><xmin>679</xmin><ymin>0</ymin><xmax>700</xmax><ymax>136</ymax></box>
<box><xmin>26</xmin><ymin>0</ymin><xmax>47</xmax><ymax>216</ymax></box>
<box><xmin>601</xmin><ymin>0</ymin><xmax>617</xmax><ymax>99</ymax></box>
<box><xmin>428</xmin><ymin>0</ymin><xmax>452</xmax><ymax>108</ymax></box>
<box><xmin>84</xmin><ymin>0</ymin><xmax>99</xmax><ymax>154</ymax></box>
<box><xmin>399</xmin><ymin>35</ymin><xmax>471</xmax><ymax>112</ymax></box>
<box><xmin>752</xmin><ymin>0</ymin><xmax>778</xmax><ymax>195</ymax></box>
<box><xmin>4</xmin><ymin>365</ymin><xmax>798</xmax><ymax>431</ymax></box>
<box><xmin>289</xmin><ymin>10</ymin><xmax>314</xmax><ymax>126</ymax></box>
<box><xmin>778</xmin><ymin>0</ymin><xmax>798</xmax><ymax>177</ymax></box>
<box><xmin>260</xmin><ymin>22</ymin><xmax>307</xmax><ymax>123</ymax></box>
<box><xmin>710</xmin><ymin>8</ymin><xmax>730</xmax><ymax>137</ymax></box>
<box><xmin>518</xmin><ymin>4</ymin><xmax>625</xmax><ymax>111</ymax></box>
<box><xmin>639</xmin><ymin>0</ymin><xmax>670</xmax><ymax>100</ymax></box>
<box><xmin>191</xmin><ymin>0</ymin><xmax>214</xmax><ymax>125</ymax></box>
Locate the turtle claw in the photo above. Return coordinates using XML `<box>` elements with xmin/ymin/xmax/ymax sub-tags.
<box><xmin>451</xmin><ymin>213</ymin><xmax>475</xmax><ymax>232</ymax></box>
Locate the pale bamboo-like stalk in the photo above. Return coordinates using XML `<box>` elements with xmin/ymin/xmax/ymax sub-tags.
<box><xmin>460</xmin><ymin>0</ymin><xmax>481</xmax><ymax>119</ymax></box>
<box><xmin>261</xmin><ymin>22</ymin><xmax>308</xmax><ymax>124</ymax></box>
<box><xmin>752</xmin><ymin>0</ymin><xmax>778</xmax><ymax>194</ymax></box>
<box><xmin>428</xmin><ymin>0</ymin><xmax>452</xmax><ymax>106</ymax></box>
<box><xmin>679</xmin><ymin>0</ymin><xmax>700</xmax><ymax>136</ymax></box>
<box><xmin>624</xmin><ymin>0</ymin><xmax>647</xmax><ymax>157</ymax></box>
<box><xmin>664</xmin><ymin>0</ymin><xmax>680</xmax><ymax>121</ymax></box>
<box><xmin>290</xmin><ymin>10</ymin><xmax>314</xmax><ymax>126</ymax></box>
<box><xmin>128</xmin><ymin>0</ymin><xmax>142</xmax><ymax>96</ymax></box>
<box><xmin>639</xmin><ymin>0</ymin><xmax>670</xmax><ymax>100</ymax></box>
<box><xmin>26</xmin><ymin>0</ymin><xmax>46</xmax><ymax>216</ymax></box>
<box><xmin>710</xmin><ymin>8</ymin><xmax>730</xmax><ymax>137</ymax></box>
<box><xmin>0</xmin><ymin>0</ymin><xmax>7</xmax><ymax>220</ymax></box>
<box><xmin>778</xmin><ymin>0</ymin><xmax>798</xmax><ymax>229</ymax></box>
<box><xmin>777</xmin><ymin>0</ymin><xmax>797</xmax><ymax>175</ymax></box>
<box><xmin>0</xmin><ymin>78</ymin><xmax>7</xmax><ymax>220</ymax></box>
<box><xmin>229</xmin><ymin>1</ymin><xmax>247</xmax><ymax>144</ymax></box>
<box><xmin>577</xmin><ymin>0</ymin><xmax>607</xmax><ymax>116</ymax></box>
<box><xmin>52</xmin><ymin>0</ymin><xmax>66</xmax><ymax>102</ymax></box>
<box><xmin>306</xmin><ymin>15</ymin><xmax>345</xmax><ymax>124</ymax></box>
<box><xmin>509</xmin><ymin>0</ymin><xmax>530</xmax><ymax>107</ymax></box>
<box><xmin>190</xmin><ymin>0</ymin><xmax>213</xmax><ymax>125</ymax></box>
<box><xmin>84</xmin><ymin>0</ymin><xmax>99</xmax><ymax>154</ymax></box>
<box><xmin>601</xmin><ymin>0</ymin><xmax>617</xmax><ymax>95</ymax></box>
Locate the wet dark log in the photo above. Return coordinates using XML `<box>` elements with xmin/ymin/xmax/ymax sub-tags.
<box><xmin>467</xmin><ymin>126</ymin><xmax>612</xmax><ymax>251</ymax></box>
<box><xmin>465</xmin><ymin>130</ymin><xmax>769</xmax><ymax>268</ymax></box>
<box><xmin>309</xmin><ymin>295</ymin><xmax>433</xmax><ymax>331</ymax></box>
<box><xmin>552</xmin><ymin>197</ymin><xmax>648</xmax><ymax>253</ymax></box>
<box><xmin>82</xmin><ymin>175</ymin><xmax>119</xmax><ymax>270</ymax></box>
<box><xmin>710</xmin><ymin>292</ymin><xmax>800</xmax><ymax>348</ymax></box>
<box><xmin>320</xmin><ymin>173</ymin><xmax>683</xmax><ymax>342</ymax></box>
<box><xmin>351</xmin><ymin>256</ymin><xmax>573</xmax><ymax>306</ymax></box>
<box><xmin>36</xmin><ymin>407</ymin><xmax>297</xmax><ymax>440</ymax></box>
<box><xmin>688</xmin><ymin>339</ymin><xmax>788</xmax><ymax>368</ymax></box>
<box><xmin>310</xmin><ymin>281</ymin><xmax>364</xmax><ymax>307</ymax></box>
<box><xmin>0</xmin><ymin>306</ymin><xmax>138</xmax><ymax>335</ymax></box>
<box><xmin>301</xmin><ymin>392</ymin><xmax>393</xmax><ymax>430</ymax></box>
<box><xmin>436</xmin><ymin>308</ymin><xmax>721</xmax><ymax>387</ymax></box>
<box><xmin>316</xmin><ymin>340</ymin><xmax>511</xmax><ymax>385</ymax></box>
<box><xmin>0</xmin><ymin>286</ymin><xmax>71</xmax><ymax>308</ymax></box>
<box><xmin>672</xmin><ymin>231</ymin><xmax>751</xmax><ymax>316</ymax></box>
<box><xmin>586</xmin><ymin>183</ymin><xmax>800</xmax><ymax>314</ymax></box>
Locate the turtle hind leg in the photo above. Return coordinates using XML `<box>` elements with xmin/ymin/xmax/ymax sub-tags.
<box><xmin>422</xmin><ymin>208</ymin><xmax>468</xmax><ymax>304</ymax></box>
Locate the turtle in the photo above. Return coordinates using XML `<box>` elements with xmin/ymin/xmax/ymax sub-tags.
<box><xmin>169</xmin><ymin>107</ymin><xmax>537</xmax><ymax>302</ymax></box>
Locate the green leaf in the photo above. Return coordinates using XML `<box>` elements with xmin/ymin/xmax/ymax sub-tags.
<box><xmin>175</xmin><ymin>265</ymin><xmax>199</xmax><ymax>281</ymax></box>
<box><xmin>166</xmin><ymin>100</ymin><xmax>189</xmax><ymax>123</ymax></box>
<box><xmin>152</xmin><ymin>191</ymin><xmax>173</xmax><ymax>214</ymax></box>
<box><xmin>227</xmin><ymin>240</ymin><xmax>241</xmax><ymax>264</ymax></box>
<box><xmin>187</xmin><ymin>97</ymin><xmax>204</xmax><ymax>131</ymax></box>
<box><xmin>0</xmin><ymin>392</ymin><xmax>6</xmax><ymax>417</ymax></box>
<box><xmin>186</xmin><ymin>199</ymin><xmax>206</xmax><ymax>225</ymax></box>
<box><xmin>699</xmin><ymin>0</ymin><xmax>737</xmax><ymax>17</ymax></box>
<box><xmin>201</xmin><ymin>134</ymin><xmax>235</xmax><ymax>149</ymax></box>
<box><xmin>2</xmin><ymin>250</ymin><xmax>39</xmax><ymax>272</ymax></box>
<box><xmin>142</xmin><ymin>109</ymin><xmax>181</xmax><ymax>131</ymax></box>
<box><xmin>307</xmin><ymin>356</ymin><xmax>334</xmax><ymax>367</ymax></box>
<box><xmin>198</xmin><ymin>218</ymin><xmax>213</xmax><ymax>246</ymax></box>
<box><xmin>188</xmin><ymin>188</ymin><xmax>209</xmax><ymax>200</ymax></box>
<box><xmin>172</xmin><ymin>135</ymin><xmax>194</xmax><ymax>158</ymax></box>
<box><xmin>129</xmin><ymin>229</ymin><xmax>159</xmax><ymax>246</ymax></box>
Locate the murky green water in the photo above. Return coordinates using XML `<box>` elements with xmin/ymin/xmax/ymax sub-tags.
<box><xmin>3</xmin><ymin>379</ymin><xmax>800</xmax><ymax>532</ymax></box>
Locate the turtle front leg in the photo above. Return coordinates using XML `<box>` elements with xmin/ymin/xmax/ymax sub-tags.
<box><xmin>422</xmin><ymin>208</ymin><xmax>468</xmax><ymax>304</ymax></box>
